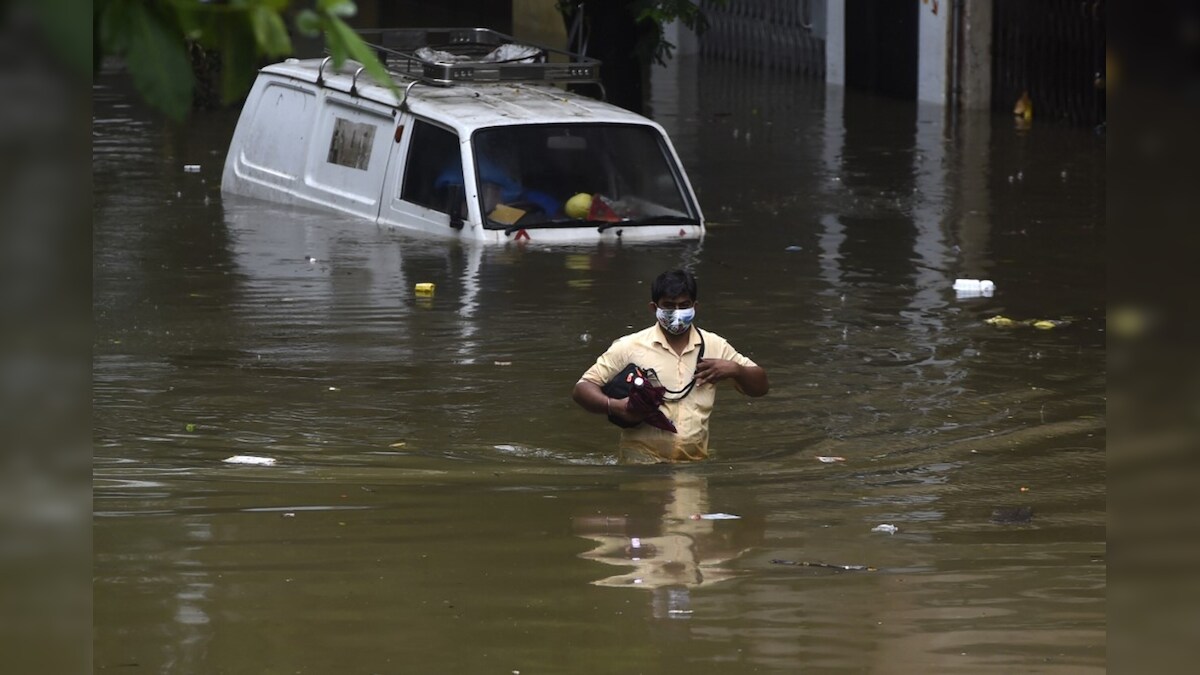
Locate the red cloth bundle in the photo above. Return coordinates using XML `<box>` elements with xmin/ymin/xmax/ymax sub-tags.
<box><xmin>624</xmin><ymin>380</ymin><xmax>677</xmax><ymax>434</ymax></box>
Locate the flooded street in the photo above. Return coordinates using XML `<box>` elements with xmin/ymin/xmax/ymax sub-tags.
<box><xmin>94</xmin><ymin>60</ymin><xmax>1104</xmax><ymax>673</ymax></box>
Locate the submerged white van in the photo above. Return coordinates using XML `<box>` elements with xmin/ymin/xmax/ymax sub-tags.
<box><xmin>221</xmin><ymin>28</ymin><xmax>704</xmax><ymax>243</ymax></box>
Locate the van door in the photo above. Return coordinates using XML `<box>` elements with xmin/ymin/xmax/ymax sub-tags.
<box><xmin>305</xmin><ymin>94</ymin><xmax>396</xmax><ymax>219</ymax></box>
<box><xmin>222</xmin><ymin>77</ymin><xmax>320</xmax><ymax>203</ymax></box>
<box><xmin>378</xmin><ymin>116</ymin><xmax>475</xmax><ymax>237</ymax></box>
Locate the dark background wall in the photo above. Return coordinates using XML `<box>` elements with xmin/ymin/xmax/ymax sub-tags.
<box><xmin>844</xmin><ymin>0</ymin><xmax>918</xmax><ymax>100</ymax></box>
<box><xmin>370</xmin><ymin>1</ymin><xmax>513</xmax><ymax>34</ymax></box>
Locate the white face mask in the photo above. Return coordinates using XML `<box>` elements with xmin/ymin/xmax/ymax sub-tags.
<box><xmin>656</xmin><ymin>307</ymin><xmax>695</xmax><ymax>335</ymax></box>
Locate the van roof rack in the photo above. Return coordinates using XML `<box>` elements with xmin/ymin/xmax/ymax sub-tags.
<box><xmin>354</xmin><ymin>27</ymin><xmax>601</xmax><ymax>87</ymax></box>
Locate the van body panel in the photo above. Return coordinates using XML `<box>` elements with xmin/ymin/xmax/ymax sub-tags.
<box><xmin>222</xmin><ymin>79</ymin><xmax>318</xmax><ymax>204</ymax></box>
<box><xmin>302</xmin><ymin>96</ymin><xmax>395</xmax><ymax>219</ymax></box>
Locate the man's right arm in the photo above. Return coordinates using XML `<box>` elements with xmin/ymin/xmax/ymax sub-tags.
<box><xmin>575</xmin><ymin>338</ymin><xmax>651</xmax><ymax>425</ymax></box>
<box><xmin>572</xmin><ymin>379</ymin><xmax>610</xmax><ymax>415</ymax></box>
<box><xmin>572</xmin><ymin>380</ymin><xmax>645</xmax><ymax>425</ymax></box>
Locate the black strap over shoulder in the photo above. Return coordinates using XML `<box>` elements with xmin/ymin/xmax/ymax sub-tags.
<box><xmin>660</xmin><ymin>327</ymin><xmax>705</xmax><ymax>401</ymax></box>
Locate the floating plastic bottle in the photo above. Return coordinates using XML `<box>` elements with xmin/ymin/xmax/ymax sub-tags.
<box><xmin>953</xmin><ymin>278</ymin><xmax>995</xmax><ymax>298</ymax></box>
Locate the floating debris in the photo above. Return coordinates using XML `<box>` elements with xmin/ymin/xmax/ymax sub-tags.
<box><xmin>785</xmin><ymin>245</ymin><xmax>803</xmax><ymax>252</ymax></box>
<box><xmin>771</xmin><ymin>559</ymin><xmax>875</xmax><ymax>572</ymax></box>
<box><xmin>690</xmin><ymin>512</ymin><xmax>741</xmax><ymax>520</ymax></box>
<box><xmin>223</xmin><ymin>455</ymin><xmax>276</xmax><ymax>466</ymax></box>
<box><xmin>872</xmin><ymin>523</ymin><xmax>899</xmax><ymax>534</ymax></box>
<box><xmin>953</xmin><ymin>278</ymin><xmax>995</xmax><ymax>298</ymax></box>
<box><xmin>1013</xmin><ymin>91</ymin><xmax>1033</xmax><ymax>121</ymax></box>
<box><xmin>816</xmin><ymin>456</ymin><xmax>846</xmax><ymax>463</ymax></box>
<box><xmin>1032</xmin><ymin>319</ymin><xmax>1068</xmax><ymax>330</ymax></box>
<box><xmin>183</xmin><ymin>164</ymin><xmax>201</xmax><ymax>173</ymax></box>
<box><xmin>986</xmin><ymin>315</ymin><xmax>1072</xmax><ymax>330</ymax></box>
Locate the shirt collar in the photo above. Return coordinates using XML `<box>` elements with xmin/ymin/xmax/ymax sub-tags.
<box><xmin>652</xmin><ymin>324</ymin><xmax>701</xmax><ymax>354</ymax></box>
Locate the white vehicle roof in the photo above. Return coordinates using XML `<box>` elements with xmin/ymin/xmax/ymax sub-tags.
<box><xmin>261</xmin><ymin>58</ymin><xmax>661</xmax><ymax>137</ymax></box>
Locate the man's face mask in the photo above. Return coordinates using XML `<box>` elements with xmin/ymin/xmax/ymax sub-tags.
<box><xmin>656</xmin><ymin>306</ymin><xmax>695</xmax><ymax>335</ymax></box>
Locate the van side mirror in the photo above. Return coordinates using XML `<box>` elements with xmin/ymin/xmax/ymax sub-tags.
<box><xmin>446</xmin><ymin>184</ymin><xmax>465</xmax><ymax>230</ymax></box>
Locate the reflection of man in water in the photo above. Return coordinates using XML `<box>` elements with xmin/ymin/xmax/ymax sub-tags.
<box><xmin>572</xmin><ymin>472</ymin><xmax>762</xmax><ymax>618</ymax></box>
<box><xmin>573</xmin><ymin>269</ymin><xmax>769</xmax><ymax>463</ymax></box>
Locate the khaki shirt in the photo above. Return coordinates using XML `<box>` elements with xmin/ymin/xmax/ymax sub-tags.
<box><xmin>580</xmin><ymin>324</ymin><xmax>757</xmax><ymax>463</ymax></box>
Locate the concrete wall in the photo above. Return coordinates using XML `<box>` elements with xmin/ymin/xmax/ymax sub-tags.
<box><xmin>916</xmin><ymin>0</ymin><xmax>949</xmax><ymax>105</ymax></box>
<box><xmin>959</xmin><ymin>0</ymin><xmax>992</xmax><ymax>110</ymax></box>
<box><xmin>825</xmin><ymin>0</ymin><xmax>846</xmax><ymax>86</ymax></box>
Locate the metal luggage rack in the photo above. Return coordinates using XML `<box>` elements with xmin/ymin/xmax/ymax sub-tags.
<box><xmin>355</xmin><ymin>27</ymin><xmax>601</xmax><ymax>87</ymax></box>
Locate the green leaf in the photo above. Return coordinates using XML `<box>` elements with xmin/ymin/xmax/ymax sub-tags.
<box><xmin>318</xmin><ymin>0</ymin><xmax>357</xmax><ymax>18</ymax></box>
<box><xmin>325</xmin><ymin>25</ymin><xmax>349</xmax><ymax>66</ymax></box>
<box><xmin>325</xmin><ymin>15</ymin><xmax>398</xmax><ymax>98</ymax></box>
<box><xmin>174</xmin><ymin>3</ymin><xmax>222</xmax><ymax>50</ymax></box>
<box><xmin>295</xmin><ymin>9</ymin><xmax>323</xmax><ymax>37</ymax></box>
<box><xmin>249</xmin><ymin>5</ymin><xmax>292</xmax><ymax>56</ymax></box>
<box><xmin>218</xmin><ymin>19</ymin><xmax>258</xmax><ymax>105</ymax></box>
<box><xmin>124</xmin><ymin>2</ymin><xmax>194</xmax><ymax>120</ymax></box>
<box><xmin>98</xmin><ymin>0</ymin><xmax>132</xmax><ymax>54</ymax></box>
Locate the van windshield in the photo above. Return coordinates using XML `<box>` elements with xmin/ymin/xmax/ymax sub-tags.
<box><xmin>471</xmin><ymin>124</ymin><xmax>696</xmax><ymax>229</ymax></box>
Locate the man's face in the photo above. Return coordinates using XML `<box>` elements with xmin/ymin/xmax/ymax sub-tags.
<box><xmin>650</xmin><ymin>294</ymin><xmax>698</xmax><ymax>335</ymax></box>
<box><xmin>650</xmin><ymin>294</ymin><xmax>695</xmax><ymax>313</ymax></box>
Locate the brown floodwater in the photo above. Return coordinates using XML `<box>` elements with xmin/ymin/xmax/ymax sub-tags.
<box><xmin>93</xmin><ymin>59</ymin><xmax>1104</xmax><ymax>673</ymax></box>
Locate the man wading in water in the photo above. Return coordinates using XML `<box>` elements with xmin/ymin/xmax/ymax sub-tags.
<box><xmin>572</xmin><ymin>269</ymin><xmax>769</xmax><ymax>463</ymax></box>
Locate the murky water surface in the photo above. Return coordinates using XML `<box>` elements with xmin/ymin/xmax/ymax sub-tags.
<box><xmin>94</xmin><ymin>61</ymin><xmax>1104</xmax><ymax>672</ymax></box>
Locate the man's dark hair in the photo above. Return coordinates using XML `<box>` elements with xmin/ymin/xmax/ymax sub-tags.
<box><xmin>651</xmin><ymin>269</ymin><xmax>698</xmax><ymax>303</ymax></box>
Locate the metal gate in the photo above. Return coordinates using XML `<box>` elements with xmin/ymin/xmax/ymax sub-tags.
<box><xmin>698</xmin><ymin>0</ymin><xmax>826</xmax><ymax>79</ymax></box>
<box><xmin>992</xmin><ymin>0</ymin><xmax>1106</xmax><ymax>127</ymax></box>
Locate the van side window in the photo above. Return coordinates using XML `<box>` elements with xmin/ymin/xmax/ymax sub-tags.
<box><xmin>327</xmin><ymin>118</ymin><xmax>376</xmax><ymax>170</ymax></box>
<box><xmin>402</xmin><ymin>121</ymin><xmax>461</xmax><ymax>213</ymax></box>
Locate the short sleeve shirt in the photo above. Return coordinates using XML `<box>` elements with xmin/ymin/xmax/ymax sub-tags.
<box><xmin>580</xmin><ymin>324</ymin><xmax>757</xmax><ymax>462</ymax></box>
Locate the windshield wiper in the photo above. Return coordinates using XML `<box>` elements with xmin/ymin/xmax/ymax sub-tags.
<box><xmin>499</xmin><ymin>215</ymin><xmax>701</xmax><ymax>235</ymax></box>
<box><xmin>598</xmin><ymin>215</ymin><xmax>700</xmax><ymax>232</ymax></box>
<box><xmin>501</xmin><ymin>219</ymin><xmax>610</xmax><ymax>234</ymax></box>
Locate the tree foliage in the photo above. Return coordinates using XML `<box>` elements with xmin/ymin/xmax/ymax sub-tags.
<box><xmin>630</xmin><ymin>0</ymin><xmax>713</xmax><ymax>65</ymax></box>
<box><xmin>557</xmin><ymin>0</ymin><xmax>717</xmax><ymax>66</ymax></box>
<box><xmin>554</xmin><ymin>1</ymin><xmax>720</xmax><ymax>113</ymax></box>
<box><xmin>94</xmin><ymin>0</ymin><xmax>398</xmax><ymax>121</ymax></box>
